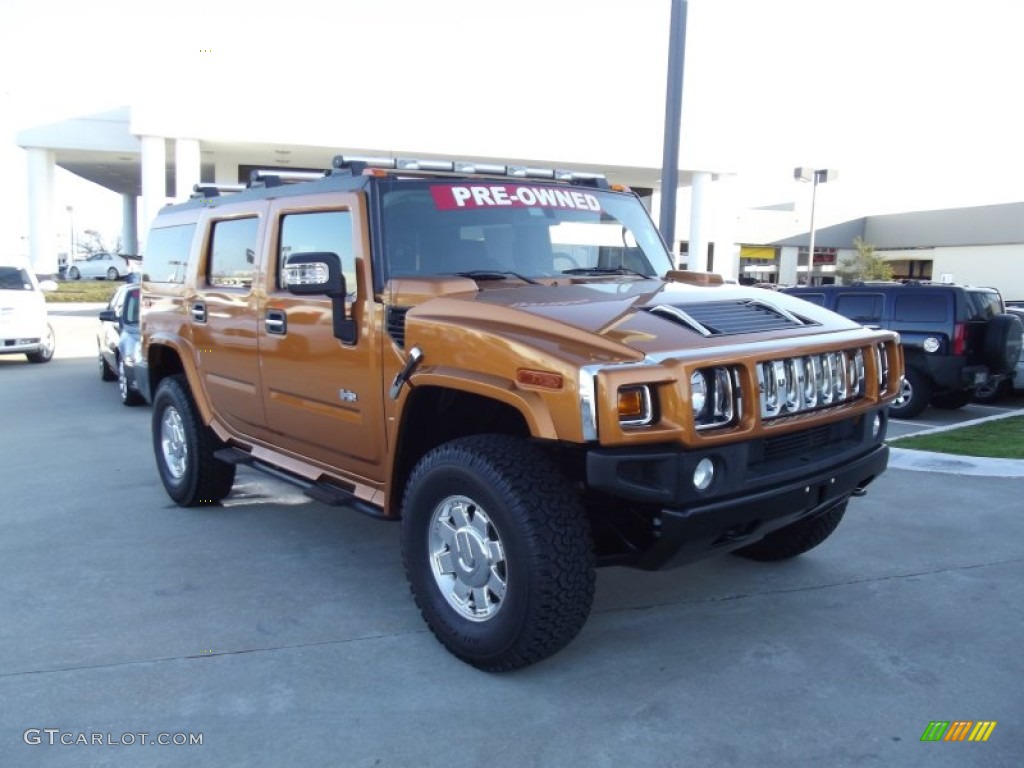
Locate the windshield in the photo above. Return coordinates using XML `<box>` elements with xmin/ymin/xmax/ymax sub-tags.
<box><xmin>377</xmin><ymin>180</ymin><xmax>673</xmax><ymax>281</ymax></box>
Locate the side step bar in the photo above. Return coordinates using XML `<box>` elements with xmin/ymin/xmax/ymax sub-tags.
<box><xmin>213</xmin><ymin>447</ymin><xmax>389</xmax><ymax>520</ymax></box>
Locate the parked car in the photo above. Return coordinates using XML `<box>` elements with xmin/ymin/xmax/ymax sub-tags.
<box><xmin>67</xmin><ymin>252</ymin><xmax>134</xmax><ymax>281</ymax></box>
<box><xmin>974</xmin><ymin>306</ymin><xmax>1024</xmax><ymax>402</ymax></box>
<box><xmin>97</xmin><ymin>283</ymin><xmax>144</xmax><ymax>405</ymax></box>
<box><xmin>0</xmin><ymin>261</ymin><xmax>56</xmax><ymax>363</ymax></box>
<box><xmin>784</xmin><ymin>281</ymin><xmax>1023</xmax><ymax>418</ymax></box>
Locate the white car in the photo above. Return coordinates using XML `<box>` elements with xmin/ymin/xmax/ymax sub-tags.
<box><xmin>66</xmin><ymin>252</ymin><xmax>134</xmax><ymax>281</ymax></box>
<box><xmin>0</xmin><ymin>262</ymin><xmax>56</xmax><ymax>363</ymax></box>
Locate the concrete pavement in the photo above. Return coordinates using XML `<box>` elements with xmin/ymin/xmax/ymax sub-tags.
<box><xmin>0</xmin><ymin>311</ymin><xmax>1020</xmax><ymax>767</ymax></box>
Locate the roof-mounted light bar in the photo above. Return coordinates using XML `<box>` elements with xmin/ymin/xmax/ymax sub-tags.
<box><xmin>331</xmin><ymin>155</ymin><xmax>608</xmax><ymax>187</ymax></box>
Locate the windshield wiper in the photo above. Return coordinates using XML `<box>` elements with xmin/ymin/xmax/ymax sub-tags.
<box><xmin>561</xmin><ymin>267</ymin><xmax>650</xmax><ymax>278</ymax></box>
<box><xmin>453</xmin><ymin>270</ymin><xmax>541</xmax><ymax>285</ymax></box>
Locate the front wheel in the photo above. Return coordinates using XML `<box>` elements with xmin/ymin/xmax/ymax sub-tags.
<box><xmin>151</xmin><ymin>375</ymin><xmax>235</xmax><ymax>505</ymax></box>
<box><xmin>401</xmin><ymin>435</ymin><xmax>595</xmax><ymax>671</ymax></box>
<box><xmin>26</xmin><ymin>324</ymin><xmax>55</xmax><ymax>363</ymax></box>
<box><xmin>118</xmin><ymin>358</ymin><xmax>144</xmax><ymax>406</ymax></box>
<box><xmin>732</xmin><ymin>500</ymin><xmax>848</xmax><ymax>561</ymax></box>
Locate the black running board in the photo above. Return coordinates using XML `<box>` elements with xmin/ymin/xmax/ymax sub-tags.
<box><xmin>213</xmin><ymin>447</ymin><xmax>389</xmax><ymax>520</ymax></box>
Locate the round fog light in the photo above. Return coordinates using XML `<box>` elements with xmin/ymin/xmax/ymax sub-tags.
<box><xmin>923</xmin><ymin>336</ymin><xmax>940</xmax><ymax>353</ymax></box>
<box><xmin>693</xmin><ymin>457</ymin><xmax>715</xmax><ymax>491</ymax></box>
<box><xmin>873</xmin><ymin>413</ymin><xmax>883</xmax><ymax>438</ymax></box>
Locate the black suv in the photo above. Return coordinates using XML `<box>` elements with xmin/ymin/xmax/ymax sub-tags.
<box><xmin>784</xmin><ymin>282</ymin><xmax>1023</xmax><ymax>418</ymax></box>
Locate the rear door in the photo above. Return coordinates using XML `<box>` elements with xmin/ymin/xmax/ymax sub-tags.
<box><xmin>190</xmin><ymin>205</ymin><xmax>269</xmax><ymax>433</ymax></box>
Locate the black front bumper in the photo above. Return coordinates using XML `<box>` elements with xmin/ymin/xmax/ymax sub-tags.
<box><xmin>585</xmin><ymin>410</ymin><xmax>890</xmax><ymax>570</ymax></box>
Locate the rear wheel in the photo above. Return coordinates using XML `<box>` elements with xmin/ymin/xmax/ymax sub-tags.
<box><xmin>401</xmin><ymin>435</ymin><xmax>595</xmax><ymax>671</ymax></box>
<box><xmin>888</xmin><ymin>367</ymin><xmax>931</xmax><ymax>419</ymax></box>
<box><xmin>106</xmin><ymin>266</ymin><xmax>119</xmax><ymax>280</ymax></box>
<box><xmin>151</xmin><ymin>375</ymin><xmax>235</xmax><ymax>506</ymax></box>
<box><xmin>733</xmin><ymin>500</ymin><xmax>848</xmax><ymax>562</ymax></box>
<box><xmin>973</xmin><ymin>377</ymin><xmax>1009</xmax><ymax>404</ymax></box>
<box><xmin>26</xmin><ymin>325</ymin><xmax>55</xmax><ymax>364</ymax></box>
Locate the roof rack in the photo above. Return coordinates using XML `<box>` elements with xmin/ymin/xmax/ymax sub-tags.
<box><xmin>191</xmin><ymin>183</ymin><xmax>246</xmax><ymax>199</ymax></box>
<box><xmin>331</xmin><ymin>155</ymin><xmax>610</xmax><ymax>188</ymax></box>
<box><xmin>249</xmin><ymin>169</ymin><xmax>327</xmax><ymax>188</ymax></box>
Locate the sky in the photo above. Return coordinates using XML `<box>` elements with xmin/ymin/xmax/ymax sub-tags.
<box><xmin>2</xmin><ymin>0</ymin><xmax>1023</xmax><ymax>254</ymax></box>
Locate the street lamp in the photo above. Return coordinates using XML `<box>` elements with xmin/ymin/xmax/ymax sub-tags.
<box><xmin>794</xmin><ymin>167</ymin><xmax>838</xmax><ymax>284</ymax></box>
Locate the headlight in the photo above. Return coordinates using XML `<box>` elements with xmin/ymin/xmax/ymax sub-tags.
<box><xmin>691</xmin><ymin>366</ymin><xmax>738</xmax><ymax>430</ymax></box>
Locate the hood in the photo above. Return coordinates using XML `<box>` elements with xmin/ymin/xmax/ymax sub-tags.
<box><xmin>403</xmin><ymin>277</ymin><xmax>863</xmax><ymax>362</ymax></box>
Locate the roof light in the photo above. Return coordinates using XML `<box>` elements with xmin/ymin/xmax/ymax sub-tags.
<box><xmin>396</xmin><ymin>158</ymin><xmax>455</xmax><ymax>172</ymax></box>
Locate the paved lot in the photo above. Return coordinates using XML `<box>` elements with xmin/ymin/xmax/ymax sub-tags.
<box><xmin>1</xmin><ymin>311</ymin><xmax>1021</xmax><ymax>767</ymax></box>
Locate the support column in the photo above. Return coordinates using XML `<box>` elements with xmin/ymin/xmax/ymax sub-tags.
<box><xmin>712</xmin><ymin>173</ymin><xmax>738</xmax><ymax>282</ymax></box>
<box><xmin>122</xmin><ymin>194</ymin><xmax>138</xmax><ymax>255</ymax></box>
<box><xmin>140</xmin><ymin>136</ymin><xmax>167</xmax><ymax>248</ymax></box>
<box><xmin>779</xmin><ymin>246</ymin><xmax>799</xmax><ymax>286</ymax></box>
<box><xmin>688</xmin><ymin>171</ymin><xmax>711</xmax><ymax>272</ymax></box>
<box><xmin>26</xmin><ymin>148</ymin><xmax>57</xmax><ymax>275</ymax></box>
<box><xmin>175</xmin><ymin>138</ymin><xmax>201</xmax><ymax>201</ymax></box>
<box><xmin>214</xmin><ymin>156</ymin><xmax>236</xmax><ymax>185</ymax></box>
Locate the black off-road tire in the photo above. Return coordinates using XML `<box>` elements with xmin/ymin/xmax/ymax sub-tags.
<box><xmin>733</xmin><ymin>500</ymin><xmax>848</xmax><ymax>562</ymax></box>
<box><xmin>151</xmin><ymin>374</ymin><xmax>236</xmax><ymax>506</ymax></box>
<box><xmin>401</xmin><ymin>435</ymin><xmax>595</xmax><ymax>671</ymax></box>
<box><xmin>889</xmin><ymin>367</ymin><xmax>931</xmax><ymax>419</ymax></box>
<box><xmin>983</xmin><ymin>313</ymin><xmax>1023</xmax><ymax>375</ymax></box>
<box><xmin>973</xmin><ymin>377</ymin><xmax>1009</xmax><ymax>404</ymax></box>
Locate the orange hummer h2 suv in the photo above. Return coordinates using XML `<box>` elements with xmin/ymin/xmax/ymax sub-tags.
<box><xmin>139</xmin><ymin>156</ymin><xmax>903</xmax><ymax>671</ymax></box>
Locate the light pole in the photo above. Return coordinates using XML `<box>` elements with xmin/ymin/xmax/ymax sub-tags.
<box><xmin>794</xmin><ymin>167</ymin><xmax>837</xmax><ymax>284</ymax></box>
<box><xmin>66</xmin><ymin>205</ymin><xmax>75</xmax><ymax>270</ymax></box>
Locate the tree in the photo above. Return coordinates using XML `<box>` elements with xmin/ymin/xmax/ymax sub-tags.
<box><xmin>836</xmin><ymin>237</ymin><xmax>893</xmax><ymax>284</ymax></box>
<box><xmin>76</xmin><ymin>230</ymin><xmax>123</xmax><ymax>258</ymax></box>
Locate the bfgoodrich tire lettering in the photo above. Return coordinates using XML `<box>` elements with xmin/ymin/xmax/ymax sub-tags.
<box><xmin>401</xmin><ymin>435</ymin><xmax>595</xmax><ymax>671</ymax></box>
<box><xmin>151</xmin><ymin>374</ymin><xmax>236</xmax><ymax>506</ymax></box>
<box><xmin>732</xmin><ymin>499</ymin><xmax>848</xmax><ymax>561</ymax></box>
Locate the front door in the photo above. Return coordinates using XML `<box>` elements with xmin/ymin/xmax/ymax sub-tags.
<box><xmin>257</xmin><ymin>195</ymin><xmax>385</xmax><ymax>481</ymax></box>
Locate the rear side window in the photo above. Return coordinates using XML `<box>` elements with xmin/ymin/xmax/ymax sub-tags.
<box><xmin>0</xmin><ymin>266</ymin><xmax>33</xmax><ymax>291</ymax></box>
<box><xmin>894</xmin><ymin>294</ymin><xmax>948</xmax><ymax>322</ymax></box>
<box><xmin>965</xmin><ymin>290</ymin><xmax>1002</xmax><ymax>320</ymax></box>
<box><xmin>208</xmin><ymin>218</ymin><xmax>259</xmax><ymax>289</ymax></box>
<box><xmin>278</xmin><ymin>211</ymin><xmax>355</xmax><ymax>294</ymax></box>
<box><xmin>835</xmin><ymin>293</ymin><xmax>883</xmax><ymax>322</ymax></box>
<box><xmin>143</xmin><ymin>224</ymin><xmax>195</xmax><ymax>283</ymax></box>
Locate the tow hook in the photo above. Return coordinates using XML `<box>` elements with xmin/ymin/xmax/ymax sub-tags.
<box><xmin>851</xmin><ymin>487</ymin><xmax>868</xmax><ymax>497</ymax></box>
<box><xmin>390</xmin><ymin>346</ymin><xmax>423</xmax><ymax>399</ymax></box>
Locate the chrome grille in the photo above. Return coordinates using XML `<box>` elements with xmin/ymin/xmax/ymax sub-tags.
<box><xmin>757</xmin><ymin>349</ymin><xmax>865</xmax><ymax>419</ymax></box>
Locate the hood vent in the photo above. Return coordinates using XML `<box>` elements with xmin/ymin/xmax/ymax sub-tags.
<box><xmin>646</xmin><ymin>299</ymin><xmax>814</xmax><ymax>336</ymax></box>
<box><xmin>387</xmin><ymin>306</ymin><xmax>409</xmax><ymax>348</ymax></box>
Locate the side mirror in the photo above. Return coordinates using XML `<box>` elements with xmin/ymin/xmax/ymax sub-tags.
<box><xmin>283</xmin><ymin>252</ymin><xmax>345</xmax><ymax>297</ymax></box>
<box><xmin>282</xmin><ymin>252</ymin><xmax>356</xmax><ymax>344</ymax></box>
<box><xmin>39</xmin><ymin>279</ymin><xmax>58</xmax><ymax>292</ymax></box>
<box><xmin>99</xmin><ymin>309</ymin><xmax>119</xmax><ymax>323</ymax></box>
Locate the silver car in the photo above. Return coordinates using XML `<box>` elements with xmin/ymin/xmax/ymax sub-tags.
<box><xmin>67</xmin><ymin>253</ymin><xmax>134</xmax><ymax>281</ymax></box>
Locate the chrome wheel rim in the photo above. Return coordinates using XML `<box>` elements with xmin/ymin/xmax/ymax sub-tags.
<box><xmin>428</xmin><ymin>495</ymin><xmax>507</xmax><ymax>622</ymax></box>
<box><xmin>118</xmin><ymin>360</ymin><xmax>128</xmax><ymax>400</ymax></box>
<box><xmin>40</xmin><ymin>326</ymin><xmax>54</xmax><ymax>358</ymax></box>
<box><xmin>160</xmin><ymin>406</ymin><xmax>188</xmax><ymax>480</ymax></box>
<box><xmin>893</xmin><ymin>376</ymin><xmax>912</xmax><ymax>408</ymax></box>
